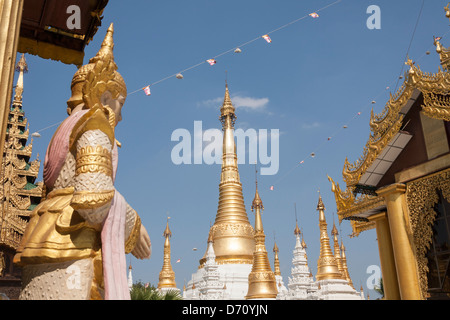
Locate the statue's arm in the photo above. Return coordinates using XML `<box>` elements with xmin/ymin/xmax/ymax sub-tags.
<box><xmin>70</xmin><ymin>112</ymin><xmax>115</xmax><ymax>225</ymax></box>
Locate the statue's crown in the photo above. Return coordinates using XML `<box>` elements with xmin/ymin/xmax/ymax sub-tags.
<box><xmin>67</xmin><ymin>23</ymin><xmax>126</xmax><ymax>113</ymax></box>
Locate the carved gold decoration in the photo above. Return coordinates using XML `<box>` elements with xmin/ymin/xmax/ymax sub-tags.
<box><xmin>434</xmin><ymin>36</ymin><xmax>450</xmax><ymax>71</ymax></box>
<box><xmin>349</xmin><ymin>220</ymin><xmax>376</xmax><ymax>238</ymax></box>
<box><xmin>71</xmin><ymin>189</ymin><xmax>115</xmax><ymax>210</ymax></box>
<box><xmin>405</xmin><ymin>168</ymin><xmax>450</xmax><ymax>300</ymax></box>
<box><xmin>422</xmin><ymin>91</ymin><xmax>450</xmax><ymax>121</ymax></box>
<box><xmin>75</xmin><ymin>145</ymin><xmax>112</xmax><ymax>177</ymax></box>
<box><xmin>125</xmin><ymin>215</ymin><xmax>141</xmax><ymax>254</ymax></box>
<box><xmin>328</xmin><ymin>175</ymin><xmax>385</xmax><ymax>228</ymax></box>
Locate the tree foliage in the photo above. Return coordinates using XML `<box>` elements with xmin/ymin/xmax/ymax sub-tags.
<box><xmin>130</xmin><ymin>281</ymin><xmax>182</xmax><ymax>300</ymax></box>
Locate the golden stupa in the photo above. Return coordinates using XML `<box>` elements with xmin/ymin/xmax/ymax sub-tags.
<box><xmin>245</xmin><ymin>173</ymin><xmax>278</xmax><ymax>299</ymax></box>
<box><xmin>157</xmin><ymin>218</ymin><xmax>177</xmax><ymax>289</ymax></box>
<box><xmin>199</xmin><ymin>84</ymin><xmax>255</xmax><ymax>266</ymax></box>
<box><xmin>315</xmin><ymin>195</ymin><xmax>343</xmax><ymax>281</ymax></box>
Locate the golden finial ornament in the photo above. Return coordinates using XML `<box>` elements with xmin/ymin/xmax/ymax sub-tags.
<box><xmin>245</xmin><ymin>169</ymin><xmax>278</xmax><ymax>300</ymax></box>
<box><xmin>433</xmin><ymin>36</ymin><xmax>450</xmax><ymax>71</ymax></box>
<box><xmin>445</xmin><ymin>2</ymin><xmax>450</xmax><ymax>22</ymax></box>
<box><xmin>294</xmin><ymin>203</ymin><xmax>301</xmax><ymax>236</ymax></box>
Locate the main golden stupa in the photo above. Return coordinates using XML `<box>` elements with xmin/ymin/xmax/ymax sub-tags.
<box><xmin>185</xmin><ymin>84</ymin><xmax>256</xmax><ymax>299</ymax></box>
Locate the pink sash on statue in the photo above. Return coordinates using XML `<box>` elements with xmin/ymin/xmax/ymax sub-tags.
<box><xmin>42</xmin><ymin>110</ymin><xmax>130</xmax><ymax>300</ymax></box>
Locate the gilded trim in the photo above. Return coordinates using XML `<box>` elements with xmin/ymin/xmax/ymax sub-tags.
<box><xmin>125</xmin><ymin>215</ymin><xmax>141</xmax><ymax>254</ymax></box>
<box><xmin>71</xmin><ymin>189</ymin><xmax>115</xmax><ymax>210</ymax></box>
<box><xmin>405</xmin><ymin>168</ymin><xmax>450</xmax><ymax>300</ymax></box>
<box><xmin>76</xmin><ymin>145</ymin><xmax>112</xmax><ymax>177</ymax></box>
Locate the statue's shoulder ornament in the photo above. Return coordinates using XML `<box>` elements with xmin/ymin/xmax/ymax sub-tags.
<box><xmin>69</xmin><ymin>106</ymin><xmax>115</xmax><ymax>151</ymax></box>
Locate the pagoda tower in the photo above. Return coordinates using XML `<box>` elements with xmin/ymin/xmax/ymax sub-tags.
<box><xmin>0</xmin><ymin>54</ymin><xmax>42</xmax><ymax>297</ymax></box>
<box><xmin>245</xmin><ymin>173</ymin><xmax>277</xmax><ymax>300</ymax></box>
<box><xmin>185</xmin><ymin>84</ymin><xmax>255</xmax><ymax>300</ymax></box>
<box><xmin>331</xmin><ymin>221</ymin><xmax>345</xmax><ymax>278</ymax></box>
<box><xmin>273</xmin><ymin>241</ymin><xmax>288</xmax><ymax>299</ymax></box>
<box><xmin>340</xmin><ymin>240</ymin><xmax>355</xmax><ymax>289</ymax></box>
<box><xmin>197</xmin><ymin>234</ymin><xmax>226</xmax><ymax>300</ymax></box>
<box><xmin>127</xmin><ymin>262</ymin><xmax>133</xmax><ymax>291</ymax></box>
<box><xmin>287</xmin><ymin>218</ymin><xmax>317</xmax><ymax>300</ymax></box>
<box><xmin>314</xmin><ymin>195</ymin><xmax>361</xmax><ymax>300</ymax></box>
<box><xmin>199</xmin><ymin>84</ymin><xmax>255</xmax><ymax>266</ymax></box>
<box><xmin>157</xmin><ymin>217</ymin><xmax>180</xmax><ymax>294</ymax></box>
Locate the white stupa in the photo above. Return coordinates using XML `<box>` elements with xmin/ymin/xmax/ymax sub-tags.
<box><xmin>287</xmin><ymin>219</ymin><xmax>318</xmax><ymax>300</ymax></box>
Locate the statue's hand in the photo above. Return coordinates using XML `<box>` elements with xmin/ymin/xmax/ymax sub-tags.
<box><xmin>132</xmin><ymin>224</ymin><xmax>151</xmax><ymax>260</ymax></box>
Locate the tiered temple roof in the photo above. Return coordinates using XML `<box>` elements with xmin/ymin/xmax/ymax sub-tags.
<box><xmin>0</xmin><ymin>54</ymin><xmax>42</xmax><ymax>251</ymax></box>
<box><xmin>328</xmin><ymin>42</ymin><xmax>450</xmax><ymax>237</ymax></box>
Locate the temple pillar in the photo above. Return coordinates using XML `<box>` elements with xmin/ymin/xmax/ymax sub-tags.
<box><xmin>377</xmin><ymin>184</ymin><xmax>422</xmax><ymax>300</ymax></box>
<box><xmin>0</xmin><ymin>0</ymin><xmax>24</xmax><ymax>167</ymax></box>
<box><xmin>370</xmin><ymin>212</ymin><xmax>401</xmax><ymax>300</ymax></box>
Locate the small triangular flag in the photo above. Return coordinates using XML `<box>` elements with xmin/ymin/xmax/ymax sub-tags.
<box><xmin>262</xmin><ymin>34</ymin><xmax>272</xmax><ymax>43</ymax></box>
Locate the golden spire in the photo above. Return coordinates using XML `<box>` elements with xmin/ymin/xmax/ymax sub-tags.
<box><xmin>157</xmin><ymin>217</ymin><xmax>177</xmax><ymax>289</ymax></box>
<box><xmin>340</xmin><ymin>240</ymin><xmax>355</xmax><ymax>289</ymax></box>
<box><xmin>315</xmin><ymin>194</ymin><xmax>342</xmax><ymax>281</ymax></box>
<box><xmin>273</xmin><ymin>242</ymin><xmax>281</xmax><ymax>276</ymax></box>
<box><xmin>331</xmin><ymin>218</ymin><xmax>344</xmax><ymax>279</ymax></box>
<box><xmin>13</xmin><ymin>54</ymin><xmax>28</xmax><ymax>105</ymax></box>
<box><xmin>200</xmin><ymin>84</ymin><xmax>254</xmax><ymax>266</ymax></box>
<box><xmin>246</xmin><ymin>169</ymin><xmax>278</xmax><ymax>299</ymax></box>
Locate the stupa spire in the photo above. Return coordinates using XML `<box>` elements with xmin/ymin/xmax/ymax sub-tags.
<box><xmin>340</xmin><ymin>240</ymin><xmax>355</xmax><ymax>289</ymax></box>
<box><xmin>13</xmin><ymin>54</ymin><xmax>28</xmax><ymax>105</ymax></box>
<box><xmin>331</xmin><ymin>216</ymin><xmax>344</xmax><ymax>279</ymax></box>
<box><xmin>157</xmin><ymin>217</ymin><xmax>177</xmax><ymax>290</ymax></box>
<box><xmin>315</xmin><ymin>193</ymin><xmax>342</xmax><ymax>281</ymax></box>
<box><xmin>273</xmin><ymin>241</ymin><xmax>281</xmax><ymax>276</ymax></box>
<box><xmin>200</xmin><ymin>84</ymin><xmax>254</xmax><ymax>266</ymax></box>
<box><xmin>246</xmin><ymin>168</ymin><xmax>278</xmax><ymax>299</ymax></box>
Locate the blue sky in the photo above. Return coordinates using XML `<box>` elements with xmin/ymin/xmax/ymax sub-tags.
<box><xmin>15</xmin><ymin>0</ymin><xmax>450</xmax><ymax>299</ymax></box>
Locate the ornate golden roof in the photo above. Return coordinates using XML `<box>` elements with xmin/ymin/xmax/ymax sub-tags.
<box><xmin>329</xmin><ymin>13</ymin><xmax>450</xmax><ymax>236</ymax></box>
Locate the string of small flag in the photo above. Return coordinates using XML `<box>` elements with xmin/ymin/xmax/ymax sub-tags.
<box><xmin>30</xmin><ymin>2</ymin><xmax>338</xmax><ymax>135</ymax></box>
<box><xmin>129</xmin><ymin>1</ymin><xmax>338</xmax><ymax>97</ymax></box>
<box><xmin>29</xmin><ymin>1</ymin><xmax>450</xmax><ymax>189</ymax></box>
